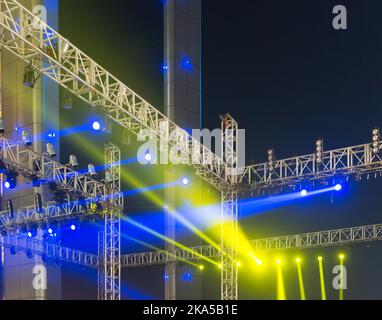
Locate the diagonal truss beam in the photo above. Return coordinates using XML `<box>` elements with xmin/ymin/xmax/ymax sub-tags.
<box><xmin>0</xmin><ymin>0</ymin><xmax>227</xmax><ymax>191</ymax></box>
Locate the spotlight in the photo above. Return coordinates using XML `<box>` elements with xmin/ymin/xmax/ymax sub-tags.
<box><xmin>339</xmin><ymin>254</ymin><xmax>345</xmax><ymax>260</ymax></box>
<box><xmin>181</xmin><ymin>177</ymin><xmax>190</xmax><ymax>186</ymax></box>
<box><xmin>68</xmin><ymin>154</ymin><xmax>79</xmax><ymax>170</ymax></box>
<box><xmin>276</xmin><ymin>259</ymin><xmax>281</xmax><ymax>265</ymax></box>
<box><xmin>92</xmin><ymin>121</ymin><xmax>101</xmax><ymax>131</ymax></box>
<box><xmin>62</xmin><ymin>91</ymin><xmax>73</xmax><ymax>110</ymax></box>
<box><xmin>6</xmin><ymin>200</ymin><xmax>14</xmax><ymax>219</ymax></box>
<box><xmin>46</xmin><ymin>143</ymin><xmax>57</xmax><ymax>158</ymax></box>
<box><xmin>317</xmin><ymin>256</ymin><xmax>323</xmax><ymax>261</ymax></box>
<box><xmin>144</xmin><ymin>152</ymin><xmax>152</xmax><ymax>162</ymax></box>
<box><xmin>296</xmin><ymin>257</ymin><xmax>301</xmax><ymax>263</ymax></box>
<box><xmin>23</xmin><ymin>63</ymin><xmax>40</xmax><ymax>88</ymax></box>
<box><xmin>267</xmin><ymin>149</ymin><xmax>275</xmax><ymax>173</ymax></box>
<box><xmin>5</xmin><ymin>171</ymin><xmax>18</xmax><ymax>189</ymax></box>
<box><xmin>316</xmin><ymin>139</ymin><xmax>324</xmax><ymax>164</ymax></box>
<box><xmin>334</xmin><ymin>184</ymin><xmax>342</xmax><ymax>191</ymax></box>
<box><xmin>236</xmin><ymin>261</ymin><xmax>242</xmax><ymax>268</ymax></box>
<box><xmin>218</xmin><ymin>264</ymin><xmax>223</xmax><ymax>269</ymax></box>
<box><xmin>27</xmin><ymin>224</ymin><xmax>38</xmax><ymax>237</ymax></box>
<box><xmin>372</xmin><ymin>128</ymin><xmax>380</xmax><ymax>155</ymax></box>
<box><xmin>199</xmin><ymin>265</ymin><xmax>204</xmax><ymax>271</ymax></box>
<box><xmin>48</xmin><ymin>228</ymin><xmax>53</xmax><ymax>234</ymax></box>
<box><xmin>70</xmin><ymin>224</ymin><xmax>76</xmax><ymax>231</ymax></box>
<box><xmin>27</xmin><ymin>231</ymin><xmax>32</xmax><ymax>238</ymax></box>
<box><xmin>87</xmin><ymin>163</ymin><xmax>98</xmax><ymax>178</ymax></box>
<box><xmin>300</xmin><ymin>189</ymin><xmax>308</xmax><ymax>197</ymax></box>
<box><xmin>21</xmin><ymin>130</ymin><xmax>32</xmax><ymax>146</ymax></box>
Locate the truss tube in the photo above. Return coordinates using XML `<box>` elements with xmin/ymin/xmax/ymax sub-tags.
<box><xmin>121</xmin><ymin>223</ymin><xmax>382</xmax><ymax>267</ymax></box>
<box><xmin>101</xmin><ymin>143</ymin><xmax>122</xmax><ymax>300</ymax></box>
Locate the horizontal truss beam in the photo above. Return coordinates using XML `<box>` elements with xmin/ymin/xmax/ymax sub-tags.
<box><xmin>122</xmin><ymin>224</ymin><xmax>382</xmax><ymax>267</ymax></box>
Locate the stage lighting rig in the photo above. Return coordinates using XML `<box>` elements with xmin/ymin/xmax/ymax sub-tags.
<box><xmin>4</xmin><ymin>171</ymin><xmax>18</xmax><ymax>189</ymax></box>
<box><xmin>62</xmin><ymin>90</ymin><xmax>73</xmax><ymax>110</ymax></box>
<box><xmin>23</xmin><ymin>63</ymin><xmax>40</xmax><ymax>88</ymax></box>
<box><xmin>45</xmin><ymin>143</ymin><xmax>57</xmax><ymax>158</ymax></box>
<box><xmin>21</xmin><ymin>130</ymin><xmax>32</xmax><ymax>146</ymax></box>
<box><xmin>6</xmin><ymin>200</ymin><xmax>14</xmax><ymax>219</ymax></box>
<box><xmin>316</xmin><ymin>139</ymin><xmax>324</xmax><ymax>164</ymax></box>
<box><xmin>372</xmin><ymin>128</ymin><xmax>380</xmax><ymax>154</ymax></box>
<box><xmin>267</xmin><ymin>149</ymin><xmax>275</xmax><ymax>173</ymax></box>
<box><xmin>87</xmin><ymin>163</ymin><xmax>98</xmax><ymax>178</ymax></box>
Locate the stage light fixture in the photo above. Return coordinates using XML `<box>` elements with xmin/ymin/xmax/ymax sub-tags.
<box><xmin>92</xmin><ymin>121</ymin><xmax>101</xmax><ymax>131</ymax></box>
<box><xmin>339</xmin><ymin>254</ymin><xmax>345</xmax><ymax>260</ymax></box>
<box><xmin>34</xmin><ymin>193</ymin><xmax>43</xmax><ymax>214</ymax></box>
<box><xmin>199</xmin><ymin>265</ymin><xmax>204</xmax><ymax>271</ymax></box>
<box><xmin>300</xmin><ymin>189</ymin><xmax>308</xmax><ymax>197</ymax></box>
<box><xmin>27</xmin><ymin>224</ymin><xmax>38</xmax><ymax>238</ymax></box>
<box><xmin>296</xmin><ymin>257</ymin><xmax>301</xmax><ymax>263</ymax></box>
<box><xmin>372</xmin><ymin>128</ymin><xmax>380</xmax><ymax>154</ymax></box>
<box><xmin>5</xmin><ymin>171</ymin><xmax>18</xmax><ymax>189</ymax></box>
<box><xmin>62</xmin><ymin>91</ymin><xmax>73</xmax><ymax>110</ymax></box>
<box><xmin>267</xmin><ymin>149</ymin><xmax>275</xmax><ymax>172</ymax></box>
<box><xmin>317</xmin><ymin>256</ymin><xmax>323</xmax><ymax>261</ymax></box>
<box><xmin>21</xmin><ymin>130</ymin><xmax>32</xmax><ymax>146</ymax></box>
<box><xmin>144</xmin><ymin>151</ymin><xmax>152</xmax><ymax>162</ymax></box>
<box><xmin>334</xmin><ymin>184</ymin><xmax>342</xmax><ymax>191</ymax></box>
<box><xmin>88</xmin><ymin>163</ymin><xmax>98</xmax><ymax>178</ymax></box>
<box><xmin>23</xmin><ymin>63</ymin><xmax>40</xmax><ymax>88</ymax></box>
<box><xmin>68</xmin><ymin>154</ymin><xmax>79</xmax><ymax>170</ymax></box>
<box><xmin>236</xmin><ymin>261</ymin><xmax>242</xmax><ymax>268</ymax></box>
<box><xmin>70</xmin><ymin>224</ymin><xmax>76</xmax><ymax>231</ymax></box>
<box><xmin>316</xmin><ymin>139</ymin><xmax>324</xmax><ymax>164</ymax></box>
<box><xmin>276</xmin><ymin>259</ymin><xmax>281</xmax><ymax>265</ymax></box>
<box><xmin>182</xmin><ymin>176</ymin><xmax>190</xmax><ymax>186</ymax></box>
<box><xmin>48</xmin><ymin>228</ymin><xmax>53</xmax><ymax>234</ymax></box>
<box><xmin>6</xmin><ymin>200</ymin><xmax>14</xmax><ymax>219</ymax></box>
<box><xmin>46</xmin><ymin>143</ymin><xmax>57</xmax><ymax>158</ymax></box>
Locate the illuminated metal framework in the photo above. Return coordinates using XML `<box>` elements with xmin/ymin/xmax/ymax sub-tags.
<box><xmin>239</xmin><ymin>142</ymin><xmax>382</xmax><ymax>192</ymax></box>
<box><xmin>0</xmin><ymin>0</ymin><xmax>227</xmax><ymax>190</ymax></box>
<box><xmin>121</xmin><ymin>224</ymin><xmax>382</xmax><ymax>267</ymax></box>
<box><xmin>1</xmin><ymin>0</ymin><xmax>382</xmax><ymax>301</ymax></box>
<box><xmin>221</xmin><ymin>114</ymin><xmax>239</xmax><ymax>300</ymax></box>
<box><xmin>0</xmin><ymin>234</ymin><xmax>98</xmax><ymax>267</ymax></box>
<box><xmin>0</xmin><ymin>137</ymin><xmax>107</xmax><ymax>201</ymax></box>
<box><xmin>99</xmin><ymin>143</ymin><xmax>122</xmax><ymax>300</ymax></box>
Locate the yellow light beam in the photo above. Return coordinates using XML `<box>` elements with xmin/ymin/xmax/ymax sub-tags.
<box><xmin>318</xmin><ymin>256</ymin><xmax>326</xmax><ymax>300</ymax></box>
<box><xmin>67</xmin><ymin>132</ymin><xmax>221</xmax><ymax>252</ymax></box>
<box><xmin>276</xmin><ymin>260</ymin><xmax>286</xmax><ymax>300</ymax></box>
<box><xmin>296</xmin><ymin>258</ymin><xmax>306</xmax><ymax>300</ymax></box>
<box><xmin>339</xmin><ymin>254</ymin><xmax>345</xmax><ymax>301</ymax></box>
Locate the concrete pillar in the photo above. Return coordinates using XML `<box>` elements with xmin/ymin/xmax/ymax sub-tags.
<box><xmin>1</xmin><ymin>0</ymin><xmax>61</xmax><ymax>300</ymax></box>
<box><xmin>164</xmin><ymin>0</ymin><xmax>202</xmax><ymax>300</ymax></box>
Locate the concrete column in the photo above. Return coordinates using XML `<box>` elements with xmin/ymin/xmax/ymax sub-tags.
<box><xmin>164</xmin><ymin>0</ymin><xmax>202</xmax><ymax>300</ymax></box>
<box><xmin>1</xmin><ymin>0</ymin><xmax>61</xmax><ymax>300</ymax></box>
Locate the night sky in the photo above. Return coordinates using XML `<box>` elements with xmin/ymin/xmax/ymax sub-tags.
<box><xmin>57</xmin><ymin>0</ymin><xmax>382</xmax><ymax>299</ymax></box>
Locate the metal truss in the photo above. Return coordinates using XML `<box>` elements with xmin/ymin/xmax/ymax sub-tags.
<box><xmin>98</xmin><ymin>143</ymin><xmax>122</xmax><ymax>300</ymax></box>
<box><xmin>0</xmin><ymin>234</ymin><xmax>99</xmax><ymax>267</ymax></box>
<box><xmin>239</xmin><ymin>141</ymin><xmax>382</xmax><ymax>192</ymax></box>
<box><xmin>0</xmin><ymin>0</ymin><xmax>227</xmax><ymax>191</ymax></box>
<box><xmin>0</xmin><ymin>137</ymin><xmax>107</xmax><ymax>202</ymax></box>
<box><xmin>121</xmin><ymin>223</ymin><xmax>382</xmax><ymax>267</ymax></box>
<box><xmin>221</xmin><ymin>115</ymin><xmax>239</xmax><ymax>300</ymax></box>
<box><xmin>0</xmin><ymin>200</ymin><xmax>99</xmax><ymax>230</ymax></box>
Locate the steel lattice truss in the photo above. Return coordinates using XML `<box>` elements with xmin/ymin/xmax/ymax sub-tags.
<box><xmin>0</xmin><ymin>234</ymin><xmax>99</xmax><ymax>267</ymax></box>
<box><xmin>239</xmin><ymin>142</ymin><xmax>382</xmax><ymax>191</ymax></box>
<box><xmin>0</xmin><ymin>201</ymin><xmax>98</xmax><ymax>230</ymax></box>
<box><xmin>121</xmin><ymin>224</ymin><xmax>382</xmax><ymax>267</ymax></box>
<box><xmin>0</xmin><ymin>0</ymin><xmax>228</xmax><ymax>191</ymax></box>
<box><xmin>0</xmin><ymin>137</ymin><xmax>107</xmax><ymax>202</ymax></box>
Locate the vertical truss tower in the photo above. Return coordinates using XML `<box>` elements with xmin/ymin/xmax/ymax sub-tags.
<box><xmin>99</xmin><ymin>143</ymin><xmax>122</xmax><ymax>300</ymax></box>
<box><xmin>221</xmin><ymin>114</ymin><xmax>239</xmax><ymax>300</ymax></box>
